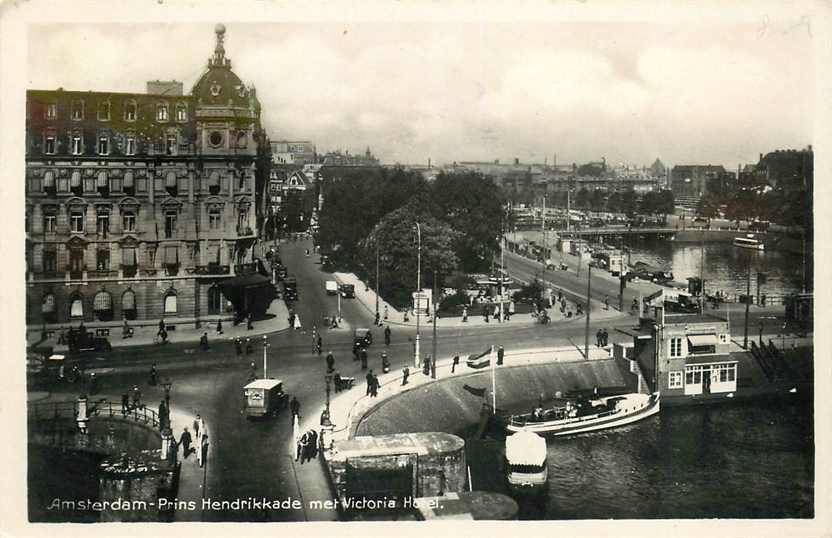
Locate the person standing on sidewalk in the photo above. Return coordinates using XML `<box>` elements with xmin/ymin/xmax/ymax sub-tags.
<box><xmin>596</xmin><ymin>329</ymin><xmax>603</xmax><ymax>347</ymax></box>
<box><xmin>462</xmin><ymin>306</ymin><xmax>468</xmax><ymax>323</ymax></box>
<box><xmin>216</xmin><ymin>318</ymin><xmax>223</xmax><ymax>335</ymax></box>
<box><xmin>384</xmin><ymin>325</ymin><xmax>391</xmax><ymax>346</ymax></box>
<box><xmin>290</xmin><ymin>396</ymin><xmax>300</xmax><ymax>420</ymax></box>
<box><xmin>180</xmin><ymin>427</ymin><xmax>192</xmax><ymax>458</ymax></box>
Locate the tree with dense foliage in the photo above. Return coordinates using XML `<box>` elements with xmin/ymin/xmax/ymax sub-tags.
<box><xmin>621</xmin><ymin>189</ymin><xmax>637</xmax><ymax>217</ymax></box>
<box><xmin>575</xmin><ymin>187</ymin><xmax>591</xmax><ymax>210</ymax></box>
<box><xmin>695</xmin><ymin>194</ymin><xmax>721</xmax><ymax>218</ymax></box>
<box><xmin>429</xmin><ymin>171</ymin><xmax>506</xmax><ymax>273</ymax></box>
<box><xmin>361</xmin><ymin>199</ymin><xmax>461</xmax><ymax>307</ymax></box>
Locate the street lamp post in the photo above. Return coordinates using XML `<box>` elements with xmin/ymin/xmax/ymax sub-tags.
<box><xmin>584</xmin><ymin>263</ymin><xmax>593</xmax><ymax>360</ymax></box>
<box><xmin>432</xmin><ymin>269</ymin><xmax>438</xmax><ymax>379</ymax></box>
<box><xmin>375</xmin><ymin>239</ymin><xmax>380</xmax><ymax>319</ymax></box>
<box><xmin>414</xmin><ymin>222</ymin><xmax>422</xmax><ymax>369</ymax></box>
<box><xmin>262</xmin><ymin>335</ymin><xmax>269</xmax><ymax>378</ymax></box>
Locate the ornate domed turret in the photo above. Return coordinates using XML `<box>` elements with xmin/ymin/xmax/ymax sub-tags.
<box><xmin>191</xmin><ymin>23</ymin><xmax>250</xmax><ymax>107</ymax></box>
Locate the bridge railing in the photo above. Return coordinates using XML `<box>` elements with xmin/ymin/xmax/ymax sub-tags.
<box><xmin>28</xmin><ymin>399</ymin><xmax>160</xmax><ymax>429</ymax></box>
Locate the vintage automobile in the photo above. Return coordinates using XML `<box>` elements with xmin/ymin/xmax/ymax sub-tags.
<box><xmin>282</xmin><ymin>278</ymin><xmax>298</xmax><ymax>302</ymax></box>
<box><xmin>339</xmin><ymin>284</ymin><xmax>356</xmax><ymax>299</ymax></box>
<box><xmin>353</xmin><ymin>327</ymin><xmax>373</xmax><ymax>348</ymax></box>
<box><xmin>325</xmin><ymin>280</ymin><xmax>338</xmax><ymax>295</ymax></box>
<box><xmin>243</xmin><ymin>378</ymin><xmax>289</xmax><ymax>419</ymax></box>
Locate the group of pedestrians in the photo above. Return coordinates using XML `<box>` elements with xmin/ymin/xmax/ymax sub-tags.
<box><xmin>365</xmin><ymin>370</ymin><xmax>380</xmax><ymax>397</ymax></box>
<box><xmin>296</xmin><ymin>429</ymin><xmax>319</xmax><ymax>464</ymax></box>
<box><xmin>178</xmin><ymin>413</ymin><xmax>208</xmax><ymax>468</ymax></box>
<box><xmin>595</xmin><ymin>328</ymin><xmax>610</xmax><ymax>347</ymax></box>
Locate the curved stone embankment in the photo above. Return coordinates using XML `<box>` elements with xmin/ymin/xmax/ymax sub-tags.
<box><xmin>355</xmin><ymin>358</ymin><xmax>636</xmax><ymax>437</ymax></box>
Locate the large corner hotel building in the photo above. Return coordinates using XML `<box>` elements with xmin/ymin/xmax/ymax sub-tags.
<box><xmin>24</xmin><ymin>25</ymin><xmax>267</xmax><ymax>328</ymax></box>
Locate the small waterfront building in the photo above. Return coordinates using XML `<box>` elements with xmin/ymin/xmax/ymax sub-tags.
<box><xmin>629</xmin><ymin>310</ymin><xmax>738</xmax><ymax>402</ymax></box>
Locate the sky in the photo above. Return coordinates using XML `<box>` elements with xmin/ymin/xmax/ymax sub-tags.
<box><xmin>27</xmin><ymin>18</ymin><xmax>814</xmax><ymax>169</ymax></box>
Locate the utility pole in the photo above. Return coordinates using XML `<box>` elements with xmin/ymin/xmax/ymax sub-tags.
<box><xmin>584</xmin><ymin>263</ymin><xmax>592</xmax><ymax>360</ymax></box>
<box><xmin>541</xmin><ymin>195</ymin><xmax>547</xmax><ymax>285</ymax></box>
<box><xmin>432</xmin><ymin>270</ymin><xmax>438</xmax><ymax>379</ymax></box>
<box><xmin>262</xmin><ymin>335</ymin><xmax>269</xmax><ymax>379</ymax></box>
<box><xmin>743</xmin><ymin>257</ymin><xmax>751</xmax><ymax>349</ymax></box>
<box><xmin>415</xmin><ymin>222</ymin><xmax>422</xmax><ymax>369</ymax></box>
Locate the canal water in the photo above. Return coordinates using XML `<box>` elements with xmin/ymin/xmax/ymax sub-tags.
<box><xmin>620</xmin><ymin>237</ymin><xmax>806</xmax><ymax>298</ymax></box>
<box><xmin>466</xmin><ymin>397</ymin><xmax>813</xmax><ymax>519</ymax></box>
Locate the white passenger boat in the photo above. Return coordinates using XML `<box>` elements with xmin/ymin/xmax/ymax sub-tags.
<box><xmin>506</xmin><ymin>392</ymin><xmax>660</xmax><ymax>436</ymax></box>
<box><xmin>733</xmin><ymin>234</ymin><xmax>765</xmax><ymax>251</ymax></box>
<box><xmin>505</xmin><ymin>430</ymin><xmax>548</xmax><ymax>493</ymax></box>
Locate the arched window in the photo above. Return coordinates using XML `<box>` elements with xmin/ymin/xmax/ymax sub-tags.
<box><xmin>69</xmin><ymin>293</ymin><xmax>84</xmax><ymax>319</ymax></box>
<box><xmin>208</xmin><ymin>284</ymin><xmax>223</xmax><ymax>315</ymax></box>
<box><xmin>122</xmin><ymin>289</ymin><xmax>137</xmax><ymax>320</ymax></box>
<box><xmin>175</xmin><ymin>102</ymin><xmax>187</xmax><ymax>122</ymax></box>
<box><xmin>93</xmin><ymin>290</ymin><xmax>113</xmax><ymax>321</ymax></box>
<box><xmin>156</xmin><ymin>103</ymin><xmax>169</xmax><ymax>122</ymax></box>
<box><xmin>163</xmin><ymin>290</ymin><xmax>177</xmax><ymax>315</ymax></box>
<box><xmin>124</xmin><ymin>100</ymin><xmax>137</xmax><ymax>121</ymax></box>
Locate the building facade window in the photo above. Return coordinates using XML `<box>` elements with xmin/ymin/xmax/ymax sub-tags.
<box><xmin>122</xmin><ymin>211</ymin><xmax>136</xmax><ymax>232</ymax></box>
<box><xmin>669</xmin><ymin>337</ymin><xmax>683</xmax><ymax>358</ymax></box>
<box><xmin>208</xmin><ymin>207</ymin><xmax>221</xmax><ymax>229</ymax></box>
<box><xmin>166</xmin><ymin>135</ymin><xmax>177</xmax><ymax>156</ymax></box>
<box><xmin>96</xmin><ymin>210</ymin><xmax>110</xmax><ymax>238</ymax></box>
<box><xmin>70</xmin><ymin>210</ymin><xmax>85</xmax><ymax>233</ymax></box>
<box><xmin>70</xmin><ymin>294</ymin><xmax>84</xmax><ymax>319</ymax></box>
<box><xmin>164</xmin><ymin>210</ymin><xmax>177</xmax><ymax>238</ymax></box>
<box><xmin>71</xmin><ymin>134</ymin><xmax>83</xmax><ymax>155</ymax></box>
<box><xmin>96</xmin><ymin>249</ymin><xmax>110</xmax><ymax>271</ymax></box>
<box><xmin>122</xmin><ymin>289</ymin><xmax>137</xmax><ymax>319</ymax></box>
<box><xmin>93</xmin><ymin>290</ymin><xmax>113</xmax><ymax>321</ymax></box>
<box><xmin>156</xmin><ymin>103</ymin><xmax>169</xmax><ymax>122</ymax></box>
<box><xmin>44</xmin><ymin>135</ymin><xmax>56</xmax><ymax>155</ymax></box>
<box><xmin>163</xmin><ymin>292</ymin><xmax>177</xmax><ymax>314</ymax></box>
<box><xmin>125</xmin><ymin>136</ymin><xmax>136</xmax><ymax>156</ymax></box>
<box><xmin>43</xmin><ymin>214</ymin><xmax>57</xmax><ymax>233</ymax></box>
<box><xmin>42</xmin><ymin>293</ymin><xmax>57</xmax><ymax>323</ymax></box>
<box><xmin>43</xmin><ymin>250</ymin><xmax>57</xmax><ymax>272</ymax></box>
<box><xmin>98</xmin><ymin>101</ymin><xmax>111</xmax><ymax>121</ymax></box>
<box><xmin>175</xmin><ymin>103</ymin><xmax>187</xmax><ymax>122</ymax></box>
<box><xmin>71</xmin><ymin>100</ymin><xmax>84</xmax><ymax>120</ymax></box>
<box><xmin>121</xmin><ymin>248</ymin><xmax>137</xmax><ymax>278</ymax></box>
<box><xmin>208</xmin><ymin>284</ymin><xmax>222</xmax><ymax>314</ymax></box>
<box><xmin>98</xmin><ymin>135</ymin><xmax>110</xmax><ymax>155</ymax></box>
<box><xmin>124</xmin><ymin>100</ymin><xmax>137</xmax><ymax>121</ymax></box>
<box><xmin>668</xmin><ymin>371</ymin><xmax>683</xmax><ymax>389</ymax></box>
<box><xmin>46</xmin><ymin>103</ymin><xmax>58</xmax><ymax>120</ymax></box>
<box><xmin>237</xmin><ymin>207</ymin><xmax>249</xmax><ymax>232</ymax></box>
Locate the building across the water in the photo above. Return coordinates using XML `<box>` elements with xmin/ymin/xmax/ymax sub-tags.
<box><xmin>25</xmin><ymin>24</ymin><xmax>270</xmax><ymax>328</ymax></box>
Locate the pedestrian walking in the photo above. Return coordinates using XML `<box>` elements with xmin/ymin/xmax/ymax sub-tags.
<box><xmin>602</xmin><ymin>328</ymin><xmax>609</xmax><ymax>347</ymax></box>
<box><xmin>247</xmin><ymin>313</ymin><xmax>254</xmax><ymax>331</ymax></box>
<box><xmin>200</xmin><ymin>332</ymin><xmax>209</xmax><ymax>351</ymax></box>
<box><xmin>384</xmin><ymin>325</ymin><xmax>391</xmax><ymax>346</ymax></box>
<box><xmin>596</xmin><ymin>329</ymin><xmax>603</xmax><ymax>347</ymax></box>
<box><xmin>132</xmin><ymin>385</ymin><xmax>141</xmax><ymax>408</ymax></box>
<box><xmin>370</xmin><ymin>373</ymin><xmax>379</xmax><ymax>397</ymax></box>
<box><xmin>326</xmin><ymin>351</ymin><xmax>335</xmax><ymax>372</ymax></box>
<box><xmin>121</xmin><ymin>391</ymin><xmax>129</xmax><ymax>414</ymax></box>
<box><xmin>484</xmin><ymin>310</ymin><xmax>490</xmax><ymax>323</ymax></box>
<box><xmin>333</xmin><ymin>371</ymin><xmax>342</xmax><ymax>393</ymax></box>
<box><xmin>374</xmin><ymin>312</ymin><xmax>381</xmax><ymax>327</ymax></box>
<box><xmin>290</xmin><ymin>396</ymin><xmax>300</xmax><ymax>420</ymax></box>
<box><xmin>309</xmin><ymin>430</ymin><xmax>319</xmax><ymax>459</ymax></box>
<box><xmin>157</xmin><ymin>318</ymin><xmax>166</xmax><ymax>338</ymax></box>
<box><xmin>288</xmin><ymin>312</ymin><xmax>295</xmax><ymax>329</ymax></box>
<box><xmin>180</xmin><ymin>427</ymin><xmax>192</xmax><ymax>458</ymax></box>
<box><xmin>604</xmin><ymin>296</ymin><xmax>610</xmax><ymax>310</ymax></box>
<box><xmin>216</xmin><ymin>318</ymin><xmax>223</xmax><ymax>335</ymax></box>
<box><xmin>366</xmin><ymin>370</ymin><xmax>374</xmax><ymax>395</ymax></box>
<box><xmin>297</xmin><ymin>431</ymin><xmax>309</xmax><ymax>463</ymax></box>
<box><xmin>193</xmin><ymin>414</ymin><xmax>202</xmax><ymax>443</ymax></box>
<box><xmin>497</xmin><ymin>346</ymin><xmax>505</xmax><ymax>366</ymax></box>
<box><xmin>149</xmin><ymin>364</ymin><xmax>158</xmax><ymax>386</ymax></box>
<box><xmin>316</xmin><ymin>334</ymin><xmax>323</xmax><ymax>355</ymax></box>
<box><xmin>199</xmin><ymin>432</ymin><xmax>209</xmax><ymax>468</ymax></box>
<box><xmin>402</xmin><ymin>367</ymin><xmax>410</xmax><ymax>386</ymax></box>
<box><xmin>235</xmin><ymin>337</ymin><xmax>243</xmax><ymax>357</ymax></box>
<box><xmin>452</xmin><ymin>355</ymin><xmax>459</xmax><ymax>374</ymax></box>
<box><xmin>462</xmin><ymin>306</ymin><xmax>468</xmax><ymax>323</ymax></box>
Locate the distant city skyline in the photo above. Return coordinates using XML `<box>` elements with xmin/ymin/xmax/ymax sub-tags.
<box><xmin>28</xmin><ymin>18</ymin><xmax>813</xmax><ymax>169</ymax></box>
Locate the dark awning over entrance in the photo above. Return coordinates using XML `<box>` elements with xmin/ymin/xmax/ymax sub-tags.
<box><xmin>219</xmin><ymin>273</ymin><xmax>275</xmax><ymax>318</ymax></box>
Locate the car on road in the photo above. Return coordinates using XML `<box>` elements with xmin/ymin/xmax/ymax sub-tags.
<box><xmin>275</xmin><ymin>264</ymin><xmax>288</xmax><ymax>281</ymax></box>
<box><xmin>282</xmin><ymin>278</ymin><xmax>298</xmax><ymax>302</ymax></box>
<box><xmin>243</xmin><ymin>378</ymin><xmax>289</xmax><ymax>419</ymax></box>
<box><xmin>339</xmin><ymin>284</ymin><xmax>355</xmax><ymax>298</ymax></box>
<box><xmin>353</xmin><ymin>328</ymin><xmax>373</xmax><ymax>348</ymax></box>
<box><xmin>325</xmin><ymin>280</ymin><xmax>338</xmax><ymax>295</ymax></box>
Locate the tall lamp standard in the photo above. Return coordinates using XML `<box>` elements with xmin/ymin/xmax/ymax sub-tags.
<box><xmin>262</xmin><ymin>335</ymin><xmax>269</xmax><ymax>378</ymax></box>
<box><xmin>375</xmin><ymin>238</ymin><xmax>380</xmax><ymax>320</ymax></box>
<box><xmin>584</xmin><ymin>263</ymin><xmax>594</xmax><ymax>360</ymax></box>
<box><xmin>414</xmin><ymin>222</ymin><xmax>422</xmax><ymax>369</ymax></box>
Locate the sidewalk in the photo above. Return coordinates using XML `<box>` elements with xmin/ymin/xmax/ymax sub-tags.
<box><xmin>333</xmin><ymin>272</ymin><xmax>623</xmax><ymax>330</ymax></box>
<box><xmin>31</xmin><ymin>297</ymin><xmax>291</xmax><ymax>352</ymax></box>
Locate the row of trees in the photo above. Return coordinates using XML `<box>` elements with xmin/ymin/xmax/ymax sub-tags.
<box><xmin>316</xmin><ymin>169</ymin><xmax>506</xmax><ymax>307</ymax></box>
<box><xmin>546</xmin><ymin>188</ymin><xmax>674</xmax><ymax>216</ymax></box>
<box><xmin>696</xmin><ymin>186</ymin><xmax>811</xmax><ymax>228</ymax></box>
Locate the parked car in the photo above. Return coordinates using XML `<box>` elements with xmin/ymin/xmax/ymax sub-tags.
<box><xmin>283</xmin><ymin>278</ymin><xmax>298</xmax><ymax>302</ymax></box>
